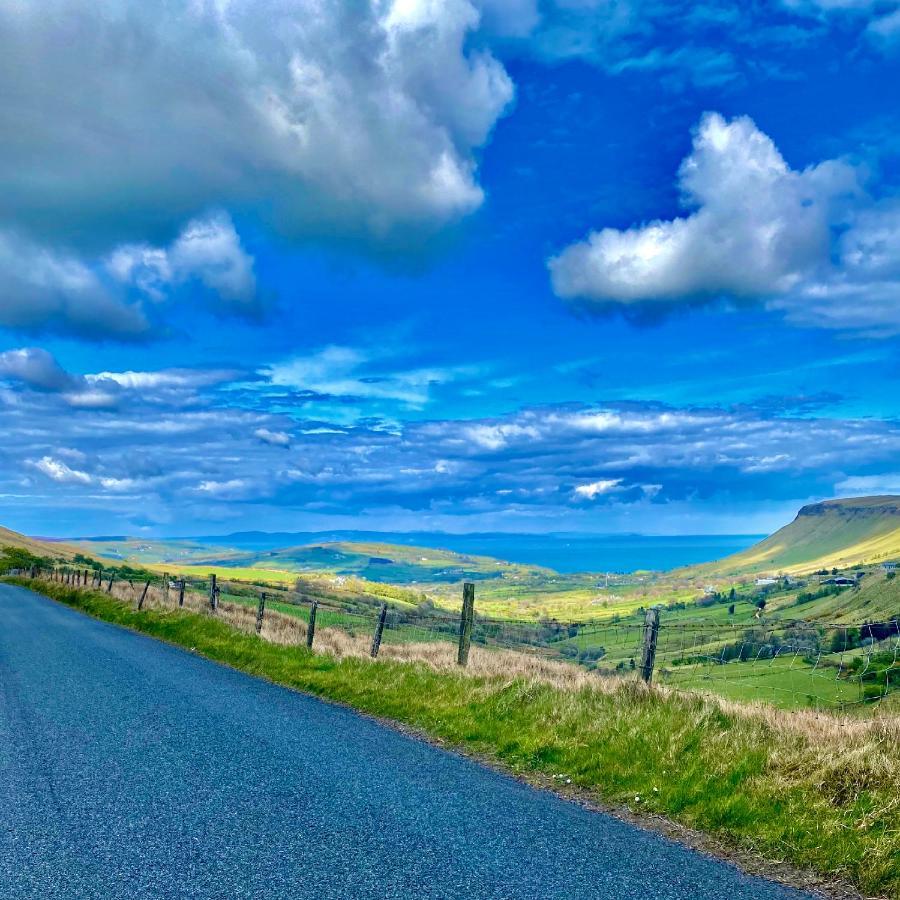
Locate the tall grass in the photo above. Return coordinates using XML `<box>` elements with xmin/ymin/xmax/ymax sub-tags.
<box><xmin>7</xmin><ymin>576</ymin><xmax>899</xmax><ymax>899</ymax></box>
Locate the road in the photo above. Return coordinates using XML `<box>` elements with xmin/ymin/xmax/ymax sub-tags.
<box><xmin>0</xmin><ymin>583</ymin><xmax>813</xmax><ymax>899</ymax></box>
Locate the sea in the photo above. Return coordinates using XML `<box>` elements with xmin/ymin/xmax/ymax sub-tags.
<box><xmin>202</xmin><ymin>531</ymin><xmax>764</xmax><ymax>574</ymax></box>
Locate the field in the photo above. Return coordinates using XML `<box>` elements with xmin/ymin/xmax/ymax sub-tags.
<box><xmin>7</xmin><ymin>503</ymin><xmax>900</xmax><ymax>712</ymax></box>
<box><xmin>6</xmin><ymin>575</ymin><xmax>898</xmax><ymax>900</ymax></box>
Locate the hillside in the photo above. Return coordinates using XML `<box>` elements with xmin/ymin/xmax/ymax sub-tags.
<box><xmin>0</xmin><ymin>526</ymin><xmax>80</xmax><ymax>561</ymax></box>
<box><xmin>702</xmin><ymin>496</ymin><xmax>900</xmax><ymax>575</ymax></box>
<box><xmin>72</xmin><ymin>536</ymin><xmax>553</xmax><ymax>586</ymax></box>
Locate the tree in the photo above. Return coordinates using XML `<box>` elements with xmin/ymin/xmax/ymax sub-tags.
<box><xmin>829</xmin><ymin>628</ymin><xmax>859</xmax><ymax>654</ymax></box>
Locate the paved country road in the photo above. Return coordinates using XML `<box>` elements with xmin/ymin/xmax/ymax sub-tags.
<box><xmin>0</xmin><ymin>584</ymin><xmax>814</xmax><ymax>900</ymax></box>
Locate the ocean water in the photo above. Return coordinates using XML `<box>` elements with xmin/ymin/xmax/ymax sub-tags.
<box><xmin>211</xmin><ymin>530</ymin><xmax>764</xmax><ymax>574</ymax></box>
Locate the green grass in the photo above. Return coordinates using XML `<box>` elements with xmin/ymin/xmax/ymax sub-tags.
<box><xmin>699</xmin><ymin>496</ymin><xmax>900</xmax><ymax>576</ymax></box>
<box><xmin>661</xmin><ymin>655</ymin><xmax>867</xmax><ymax>709</ymax></box>
<box><xmin>6</xmin><ymin>577</ymin><xmax>899</xmax><ymax>899</ymax></box>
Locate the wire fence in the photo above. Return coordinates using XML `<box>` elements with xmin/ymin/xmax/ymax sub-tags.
<box><xmin>10</xmin><ymin>566</ymin><xmax>900</xmax><ymax>712</ymax></box>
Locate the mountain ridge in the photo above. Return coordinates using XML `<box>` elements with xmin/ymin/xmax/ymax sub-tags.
<box><xmin>699</xmin><ymin>495</ymin><xmax>900</xmax><ymax>575</ymax></box>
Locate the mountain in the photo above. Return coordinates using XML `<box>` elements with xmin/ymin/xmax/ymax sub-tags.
<box><xmin>702</xmin><ymin>496</ymin><xmax>900</xmax><ymax>575</ymax></box>
<box><xmin>0</xmin><ymin>526</ymin><xmax>80</xmax><ymax>561</ymax></box>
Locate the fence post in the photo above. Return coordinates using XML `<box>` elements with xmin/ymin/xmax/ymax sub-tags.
<box><xmin>255</xmin><ymin>592</ymin><xmax>266</xmax><ymax>635</ymax></box>
<box><xmin>30</xmin><ymin>565</ymin><xmax>36</xmax><ymax>579</ymax></box>
<box><xmin>209</xmin><ymin>573</ymin><xmax>218</xmax><ymax>611</ymax></box>
<box><xmin>137</xmin><ymin>580</ymin><xmax>151</xmax><ymax>610</ymax></box>
<box><xmin>178</xmin><ymin>579</ymin><xmax>185</xmax><ymax>608</ymax></box>
<box><xmin>163</xmin><ymin>573</ymin><xmax>169</xmax><ymax>604</ymax></box>
<box><xmin>639</xmin><ymin>607</ymin><xmax>661</xmax><ymax>684</ymax></box>
<box><xmin>307</xmin><ymin>600</ymin><xmax>318</xmax><ymax>649</ymax></box>
<box><xmin>457</xmin><ymin>582</ymin><xmax>475</xmax><ymax>666</ymax></box>
<box><xmin>107</xmin><ymin>575</ymin><xmax>115</xmax><ymax>593</ymax></box>
<box><xmin>370</xmin><ymin>603</ymin><xmax>388</xmax><ymax>658</ymax></box>
<box><xmin>83</xmin><ymin>569</ymin><xmax>88</xmax><ymax>585</ymax></box>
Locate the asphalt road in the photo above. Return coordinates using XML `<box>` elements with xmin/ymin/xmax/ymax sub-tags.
<box><xmin>0</xmin><ymin>583</ymin><xmax>815</xmax><ymax>900</ymax></box>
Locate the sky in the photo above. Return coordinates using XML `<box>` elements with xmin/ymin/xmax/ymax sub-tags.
<box><xmin>3</xmin><ymin>0</ymin><xmax>900</xmax><ymax>538</ymax></box>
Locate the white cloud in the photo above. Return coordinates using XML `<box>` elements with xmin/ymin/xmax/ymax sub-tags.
<box><xmin>254</xmin><ymin>427</ymin><xmax>291</xmax><ymax>448</ymax></box>
<box><xmin>549</xmin><ymin>112</ymin><xmax>858</xmax><ymax>305</ymax></box>
<box><xmin>87</xmin><ymin>368</ymin><xmax>240</xmax><ymax>391</ymax></box>
<box><xmin>265</xmin><ymin>345</ymin><xmax>469</xmax><ymax>409</ymax></box>
<box><xmin>0</xmin><ymin>231</ymin><xmax>148</xmax><ymax>338</ymax></box>
<box><xmin>99</xmin><ymin>477</ymin><xmax>138</xmax><ymax>492</ymax></box>
<box><xmin>194</xmin><ymin>479</ymin><xmax>250</xmax><ymax>499</ymax></box>
<box><xmin>0</xmin><ymin>0</ymin><xmax>518</xmax><ymax>337</ymax></box>
<box><xmin>107</xmin><ymin>213</ymin><xmax>256</xmax><ymax>309</ymax></box>
<box><xmin>0</xmin><ymin>0</ymin><xmax>512</xmax><ymax>249</ymax></box>
<box><xmin>465</xmin><ymin>422</ymin><xmax>541</xmax><ymax>450</ymax></box>
<box><xmin>0</xmin><ymin>348</ymin><xmax>74</xmax><ymax>392</ymax></box>
<box><xmin>549</xmin><ymin>111</ymin><xmax>900</xmax><ymax>334</ymax></box>
<box><xmin>574</xmin><ymin>478</ymin><xmax>623</xmax><ymax>499</ymax></box>
<box><xmin>834</xmin><ymin>473</ymin><xmax>900</xmax><ymax>494</ymax></box>
<box><xmin>32</xmin><ymin>456</ymin><xmax>92</xmax><ymax>485</ymax></box>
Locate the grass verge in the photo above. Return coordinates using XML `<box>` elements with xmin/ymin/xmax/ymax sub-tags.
<box><xmin>8</xmin><ymin>578</ymin><xmax>899</xmax><ymax>899</ymax></box>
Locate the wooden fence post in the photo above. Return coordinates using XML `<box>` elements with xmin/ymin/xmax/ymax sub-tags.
<box><xmin>255</xmin><ymin>592</ymin><xmax>266</xmax><ymax>635</ymax></box>
<box><xmin>457</xmin><ymin>582</ymin><xmax>475</xmax><ymax>667</ymax></box>
<box><xmin>639</xmin><ymin>607</ymin><xmax>661</xmax><ymax>684</ymax></box>
<box><xmin>163</xmin><ymin>573</ymin><xmax>169</xmax><ymax>604</ymax></box>
<box><xmin>137</xmin><ymin>580</ymin><xmax>151</xmax><ymax>610</ymax></box>
<box><xmin>107</xmin><ymin>575</ymin><xmax>115</xmax><ymax>593</ymax></box>
<box><xmin>209</xmin><ymin>573</ymin><xmax>218</xmax><ymax>611</ymax></box>
<box><xmin>83</xmin><ymin>569</ymin><xmax>88</xmax><ymax>585</ymax></box>
<box><xmin>178</xmin><ymin>579</ymin><xmax>185</xmax><ymax>608</ymax></box>
<box><xmin>370</xmin><ymin>603</ymin><xmax>388</xmax><ymax>658</ymax></box>
<box><xmin>306</xmin><ymin>600</ymin><xmax>318</xmax><ymax>649</ymax></box>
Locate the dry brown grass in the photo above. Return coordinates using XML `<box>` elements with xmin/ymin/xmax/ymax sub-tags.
<box><xmin>51</xmin><ymin>576</ymin><xmax>900</xmax><ymax>774</ymax></box>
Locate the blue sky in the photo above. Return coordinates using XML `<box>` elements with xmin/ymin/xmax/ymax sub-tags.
<box><xmin>3</xmin><ymin>0</ymin><xmax>900</xmax><ymax>537</ymax></box>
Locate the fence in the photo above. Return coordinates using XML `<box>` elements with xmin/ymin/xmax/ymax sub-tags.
<box><xmin>8</xmin><ymin>565</ymin><xmax>900</xmax><ymax>712</ymax></box>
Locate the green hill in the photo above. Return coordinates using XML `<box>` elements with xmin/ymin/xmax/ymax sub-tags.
<box><xmin>0</xmin><ymin>525</ymin><xmax>81</xmax><ymax>562</ymax></box>
<box><xmin>703</xmin><ymin>496</ymin><xmax>900</xmax><ymax>575</ymax></box>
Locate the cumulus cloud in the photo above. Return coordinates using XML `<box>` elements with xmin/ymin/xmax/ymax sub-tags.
<box><xmin>31</xmin><ymin>456</ymin><xmax>92</xmax><ymax>485</ymax></box>
<box><xmin>106</xmin><ymin>213</ymin><xmax>256</xmax><ymax>310</ymax></box>
<box><xmin>0</xmin><ymin>0</ymin><xmax>516</xmax><ymax>336</ymax></box>
<box><xmin>0</xmin><ymin>231</ymin><xmax>149</xmax><ymax>338</ymax></box>
<box><xmin>254</xmin><ymin>428</ymin><xmax>292</xmax><ymax>448</ymax></box>
<box><xmin>549</xmin><ymin>111</ymin><xmax>900</xmax><ymax>334</ymax></box>
<box><xmin>0</xmin><ymin>213</ymin><xmax>256</xmax><ymax>339</ymax></box>
<box><xmin>0</xmin><ymin>0</ymin><xmax>512</xmax><ymax>248</ymax></box>
<box><xmin>0</xmin><ymin>348</ymin><xmax>76</xmax><ymax>392</ymax></box>
<box><xmin>574</xmin><ymin>478</ymin><xmax>623</xmax><ymax>499</ymax></box>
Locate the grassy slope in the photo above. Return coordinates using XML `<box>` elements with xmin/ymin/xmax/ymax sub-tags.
<box><xmin>0</xmin><ymin>526</ymin><xmax>80</xmax><ymax>560</ymax></box>
<box><xmin>699</xmin><ymin>497</ymin><xmax>900</xmax><ymax>576</ymax></box>
<box><xmin>7</xmin><ymin>577</ymin><xmax>898</xmax><ymax>899</ymax></box>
